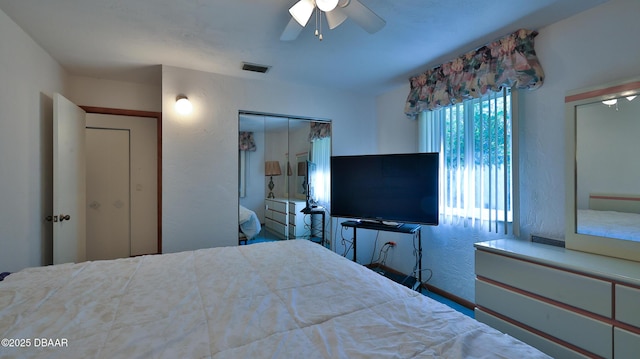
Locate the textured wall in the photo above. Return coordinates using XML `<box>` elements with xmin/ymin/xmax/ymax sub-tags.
<box><xmin>0</xmin><ymin>9</ymin><xmax>67</xmax><ymax>271</ymax></box>
<box><xmin>67</xmin><ymin>75</ymin><xmax>161</xmax><ymax>112</ymax></box>
<box><xmin>375</xmin><ymin>0</ymin><xmax>640</xmax><ymax>302</ymax></box>
<box><xmin>161</xmin><ymin>65</ymin><xmax>377</xmax><ymax>254</ymax></box>
<box><xmin>518</xmin><ymin>0</ymin><xmax>640</xmax><ymax>242</ymax></box>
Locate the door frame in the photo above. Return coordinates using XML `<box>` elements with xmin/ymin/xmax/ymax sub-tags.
<box><xmin>80</xmin><ymin>106</ymin><xmax>163</xmax><ymax>254</ymax></box>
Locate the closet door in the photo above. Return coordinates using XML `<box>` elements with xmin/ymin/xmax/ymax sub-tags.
<box><xmin>238</xmin><ymin>112</ymin><xmax>331</xmax><ymax>244</ymax></box>
<box><xmin>86</xmin><ymin>128</ymin><xmax>131</xmax><ymax>260</ymax></box>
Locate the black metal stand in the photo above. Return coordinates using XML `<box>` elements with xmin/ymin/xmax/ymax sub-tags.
<box><xmin>302</xmin><ymin>207</ymin><xmax>326</xmax><ymax>246</ymax></box>
<box><xmin>340</xmin><ymin>220</ymin><xmax>422</xmax><ymax>284</ymax></box>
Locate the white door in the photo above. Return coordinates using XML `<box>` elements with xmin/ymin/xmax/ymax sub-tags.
<box><xmin>53</xmin><ymin>93</ymin><xmax>86</xmax><ymax>264</ymax></box>
<box><xmin>86</xmin><ymin>113</ymin><xmax>158</xmax><ymax>256</ymax></box>
<box><xmin>86</xmin><ymin>128</ymin><xmax>131</xmax><ymax>261</ymax></box>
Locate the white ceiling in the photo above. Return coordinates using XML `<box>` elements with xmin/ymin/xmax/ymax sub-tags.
<box><xmin>0</xmin><ymin>0</ymin><xmax>606</xmax><ymax>95</ymax></box>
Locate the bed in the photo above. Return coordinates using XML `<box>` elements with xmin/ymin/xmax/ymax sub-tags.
<box><xmin>0</xmin><ymin>240</ymin><xmax>549</xmax><ymax>358</ymax></box>
<box><xmin>577</xmin><ymin>193</ymin><xmax>640</xmax><ymax>241</ymax></box>
<box><xmin>239</xmin><ymin>205</ymin><xmax>261</xmax><ymax>241</ymax></box>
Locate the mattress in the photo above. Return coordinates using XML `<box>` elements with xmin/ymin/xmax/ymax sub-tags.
<box><xmin>0</xmin><ymin>240</ymin><xmax>549</xmax><ymax>358</ymax></box>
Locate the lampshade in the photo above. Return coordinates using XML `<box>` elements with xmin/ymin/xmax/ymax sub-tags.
<box><xmin>265</xmin><ymin>161</ymin><xmax>282</xmax><ymax>176</ymax></box>
<box><xmin>287</xmin><ymin>162</ymin><xmax>293</xmax><ymax>176</ymax></box>
<box><xmin>316</xmin><ymin>0</ymin><xmax>339</xmax><ymax>12</ymax></box>
<box><xmin>289</xmin><ymin>0</ymin><xmax>314</xmax><ymax>27</ymax></box>
<box><xmin>297</xmin><ymin>161</ymin><xmax>307</xmax><ymax>176</ymax></box>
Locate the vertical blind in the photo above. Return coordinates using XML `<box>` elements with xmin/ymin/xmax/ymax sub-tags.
<box><xmin>420</xmin><ymin>89</ymin><xmax>517</xmax><ymax>234</ymax></box>
<box><xmin>311</xmin><ymin>137</ymin><xmax>331</xmax><ymax>206</ymax></box>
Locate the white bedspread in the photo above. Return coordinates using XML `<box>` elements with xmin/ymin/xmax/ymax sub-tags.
<box><xmin>0</xmin><ymin>240</ymin><xmax>549</xmax><ymax>358</ymax></box>
<box><xmin>578</xmin><ymin>209</ymin><xmax>640</xmax><ymax>241</ymax></box>
<box><xmin>239</xmin><ymin>205</ymin><xmax>261</xmax><ymax>239</ymax></box>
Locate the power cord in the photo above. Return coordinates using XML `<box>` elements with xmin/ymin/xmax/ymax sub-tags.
<box><xmin>399</xmin><ymin>231</ymin><xmax>429</xmax><ymax>289</ymax></box>
<box><xmin>371</xmin><ymin>241</ymin><xmax>395</xmax><ymax>267</ymax></box>
<box><xmin>368</xmin><ymin>231</ymin><xmax>382</xmax><ymax>265</ymax></box>
<box><xmin>339</xmin><ymin>222</ymin><xmax>354</xmax><ymax>257</ymax></box>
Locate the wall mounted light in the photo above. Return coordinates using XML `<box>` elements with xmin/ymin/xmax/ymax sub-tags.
<box><xmin>626</xmin><ymin>95</ymin><xmax>637</xmax><ymax>101</ymax></box>
<box><xmin>602</xmin><ymin>99</ymin><xmax>618</xmax><ymax>106</ymax></box>
<box><xmin>175</xmin><ymin>95</ymin><xmax>193</xmax><ymax>115</ymax></box>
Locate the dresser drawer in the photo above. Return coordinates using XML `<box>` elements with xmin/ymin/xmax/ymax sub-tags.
<box><xmin>267</xmin><ymin>209</ymin><xmax>287</xmax><ymax>225</ymax></box>
<box><xmin>289</xmin><ymin>224</ymin><xmax>303</xmax><ymax>238</ymax></box>
<box><xmin>476</xmin><ymin>280</ymin><xmax>613</xmax><ymax>358</ymax></box>
<box><xmin>475</xmin><ymin>308</ymin><xmax>590</xmax><ymax>359</ymax></box>
<box><xmin>288</xmin><ymin>200</ymin><xmax>306</xmax><ymax>214</ymax></box>
<box><xmin>476</xmin><ymin>250</ymin><xmax>612</xmax><ymax>317</ymax></box>
<box><xmin>614</xmin><ymin>327</ymin><xmax>640</xmax><ymax>359</ymax></box>
<box><xmin>615</xmin><ymin>284</ymin><xmax>640</xmax><ymax>329</ymax></box>
<box><xmin>265</xmin><ymin>218</ymin><xmax>287</xmax><ymax>239</ymax></box>
<box><xmin>265</xmin><ymin>199</ymin><xmax>287</xmax><ymax>213</ymax></box>
<box><xmin>289</xmin><ymin>211</ymin><xmax>307</xmax><ymax>226</ymax></box>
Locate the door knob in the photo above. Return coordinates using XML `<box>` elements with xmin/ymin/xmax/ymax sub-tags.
<box><xmin>59</xmin><ymin>214</ymin><xmax>71</xmax><ymax>222</ymax></box>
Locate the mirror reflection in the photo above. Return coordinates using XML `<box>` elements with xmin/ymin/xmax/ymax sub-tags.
<box><xmin>575</xmin><ymin>95</ymin><xmax>640</xmax><ymax>242</ymax></box>
<box><xmin>238</xmin><ymin>113</ymin><xmax>331</xmax><ymax>247</ymax></box>
<box><xmin>295</xmin><ymin>152</ymin><xmax>309</xmax><ymax>198</ymax></box>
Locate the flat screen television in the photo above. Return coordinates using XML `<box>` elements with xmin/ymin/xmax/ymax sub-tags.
<box><xmin>330</xmin><ymin>153</ymin><xmax>439</xmax><ymax>226</ymax></box>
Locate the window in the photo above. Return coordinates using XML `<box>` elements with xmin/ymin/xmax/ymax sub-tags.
<box><xmin>419</xmin><ymin>89</ymin><xmax>517</xmax><ymax>234</ymax></box>
<box><xmin>310</xmin><ymin>136</ymin><xmax>331</xmax><ymax>206</ymax></box>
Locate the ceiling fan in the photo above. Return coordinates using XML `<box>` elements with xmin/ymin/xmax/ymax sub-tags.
<box><xmin>280</xmin><ymin>0</ymin><xmax>386</xmax><ymax>41</ymax></box>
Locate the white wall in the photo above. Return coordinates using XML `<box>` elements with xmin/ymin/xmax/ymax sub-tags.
<box><xmin>161</xmin><ymin>65</ymin><xmax>376</xmax><ymax>254</ymax></box>
<box><xmin>376</xmin><ymin>86</ymin><xmax>417</xmax><ymax>154</ymax></box>
<box><xmin>67</xmin><ymin>75</ymin><xmax>161</xmax><ymax>112</ymax></box>
<box><xmin>374</xmin><ymin>0</ymin><xmax>640</xmax><ymax>302</ymax></box>
<box><xmin>0</xmin><ymin>9</ymin><xmax>67</xmax><ymax>271</ymax></box>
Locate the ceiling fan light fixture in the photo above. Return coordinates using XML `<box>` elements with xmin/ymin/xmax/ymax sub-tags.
<box><xmin>280</xmin><ymin>0</ymin><xmax>385</xmax><ymax>41</ymax></box>
<box><xmin>316</xmin><ymin>0</ymin><xmax>339</xmax><ymax>12</ymax></box>
<box><xmin>289</xmin><ymin>0</ymin><xmax>315</xmax><ymax>27</ymax></box>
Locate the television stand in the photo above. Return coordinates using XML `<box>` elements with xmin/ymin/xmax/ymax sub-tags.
<box><xmin>340</xmin><ymin>220</ymin><xmax>423</xmax><ymax>286</ymax></box>
<box><xmin>357</xmin><ymin>219</ymin><xmax>402</xmax><ymax>230</ymax></box>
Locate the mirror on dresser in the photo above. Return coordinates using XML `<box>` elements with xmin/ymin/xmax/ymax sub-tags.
<box><xmin>565</xmin><ymin>76</ymin><xmax>640</xmax><ymax>262</ymax></box>
<box><xmin>238</xmin><ymin>111</ymin><xmax>331</xmax><ymax>245</ymax></box>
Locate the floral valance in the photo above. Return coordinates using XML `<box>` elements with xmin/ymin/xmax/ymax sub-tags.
<box><xmin>404</xmin><ymin>29</ymin><xmax>544</xmax><ymax>117</ymax></box>
<box><xmin>308</xmin><ymin>121</ymin><xmax>331</xmax><ymax>141</ymax></box>
<box><xmin>239</xmin><ymin>131</ymin><xmax>256</xmax><ymax>151</ymax></box>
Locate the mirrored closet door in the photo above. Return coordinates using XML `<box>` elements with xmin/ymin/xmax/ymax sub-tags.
<box><xmin>238</xmin><ymin>112</ymin><xmax>331</xmax><ymax>247</ymax></box>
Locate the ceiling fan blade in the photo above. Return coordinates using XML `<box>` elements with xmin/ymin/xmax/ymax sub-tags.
<box><xmin>280</xmin><ymin>18</ymin><xmax>304</xmax><ymax>41</ymax></box>
<box><xmin>340</xmin><ymin>0</ymin><xmax>386</xmax><ymax>34</ymax></box>
<box><xmin>326</xmin><ymin>7</ymin><xmax>348</xmax><ymax>29</ymax></box>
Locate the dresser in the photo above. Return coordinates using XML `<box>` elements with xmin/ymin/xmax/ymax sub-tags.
<box><xmin>288</xmin><ymin>200</ymin><xmax>310</xmax><ymax>239</ymax></box>
<box><xmin>475</xmin><ymin>239</ymin><xmax>640</xmax><ymax>359</ymax></box>
<box><xmin>264</xmin><ymin>198</ymin><xmax>308</xmax><ymax>239</ymax></box>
